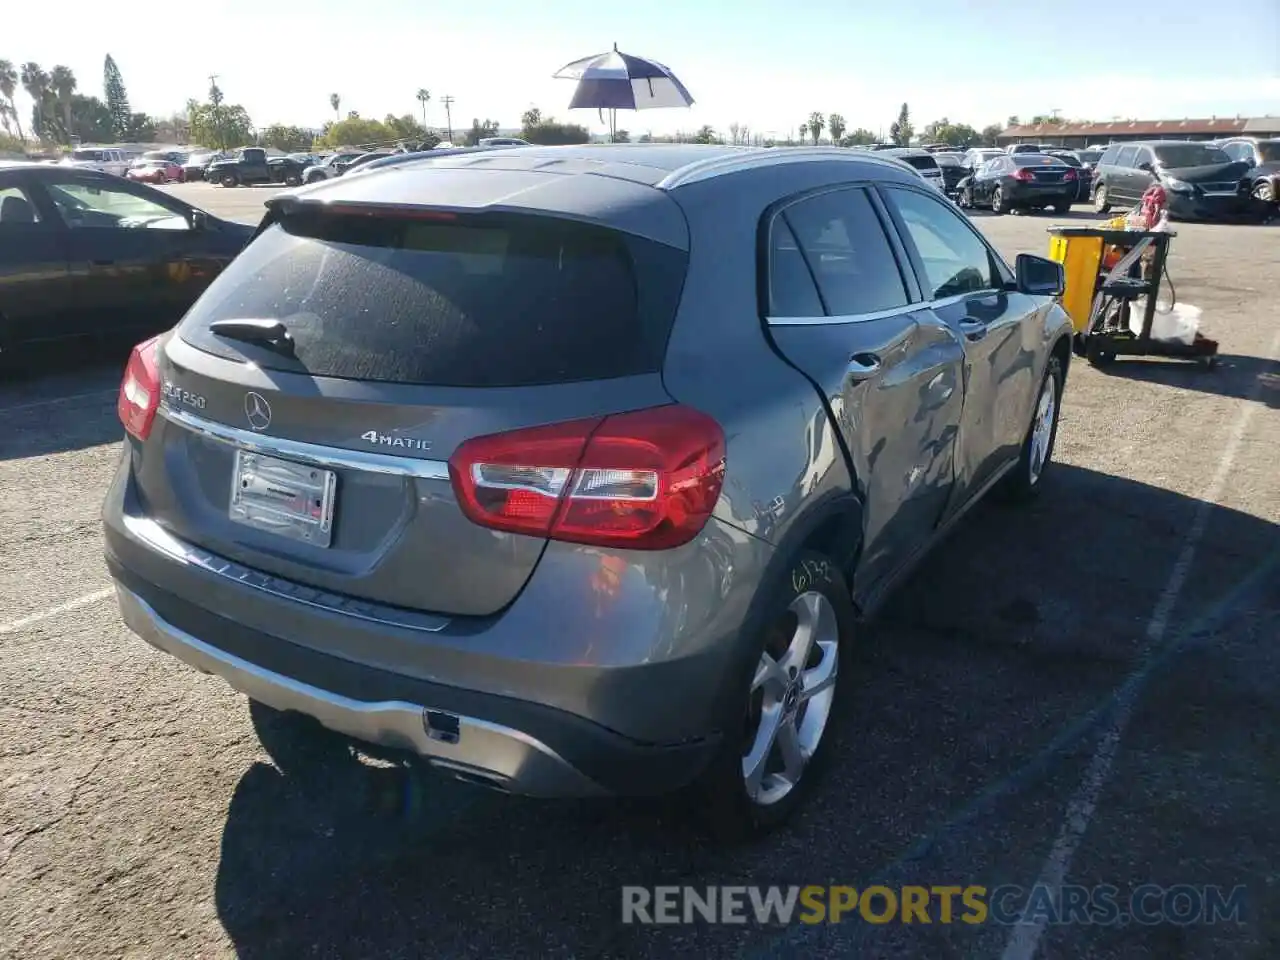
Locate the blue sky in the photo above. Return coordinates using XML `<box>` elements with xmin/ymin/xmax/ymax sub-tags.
<box><xmin>6</xmin><ymin>0</ymin><xmax>1279</xmax><ymax>138</ymax></box>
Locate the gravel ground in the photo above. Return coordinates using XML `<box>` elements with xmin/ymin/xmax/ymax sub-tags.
<box><xmin>1</xmin><ymin>185</ymin><xmax>1277</xmax><ymax>959</ymax></box>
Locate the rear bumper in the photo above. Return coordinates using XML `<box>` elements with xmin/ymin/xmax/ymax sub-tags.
<box><xmin>102</xmin><ymin>448</ymin><xmax>768</xmax><ymax>797</ymax></box>
<box><xmin>112</xmin><ymin>580</ymin><xmax>716</xmax><ymax>796</ymax></box>
<box><xmin>1006</xmin><ymin>183</ymin><xmax>1076</xmax><ymax>206</ymax></box>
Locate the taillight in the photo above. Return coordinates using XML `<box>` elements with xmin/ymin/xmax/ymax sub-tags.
<box><xmin>1063</xmin><ymin>168</ymin><xmax>1078</xmax><ymax>181</ymax></box>
<box><xmin>448</xmin><ymin>405</ymin><xmax>726</xmax><ymax>550</ymax></box>
<box><xmin>1013</xmin><ymin>167</ymin><xmax>1035</xmax><ymax>182</ymax></box>
<box><xmin>117</xmin><ymin>336</ymin><xmax>161</xmax><ymax>441</ymax></box>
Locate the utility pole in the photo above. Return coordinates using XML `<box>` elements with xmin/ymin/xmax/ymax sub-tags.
<box><xmin>441</xmin><ymin>95</ymin><xmax>455</xmax><ymax>142</ymax></box>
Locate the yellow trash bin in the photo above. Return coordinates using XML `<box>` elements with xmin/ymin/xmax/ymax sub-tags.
<box><xmin>1048</xmin><ymin>231</ymin><xmax>1104</xmax><ymax>333</ymax></box>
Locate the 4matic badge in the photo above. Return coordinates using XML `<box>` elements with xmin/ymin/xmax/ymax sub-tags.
<box><xmin>360</xmin><ymin>431</ymin><xmax>433</xmax><ymax>452</ymax></box>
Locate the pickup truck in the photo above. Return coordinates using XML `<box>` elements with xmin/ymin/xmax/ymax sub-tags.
<box><xmin>205</xmin><ymin>148</ymin><xmax>308</xmax><ymax>188</ymax></box>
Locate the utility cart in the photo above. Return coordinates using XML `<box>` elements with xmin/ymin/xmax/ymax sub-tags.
<box><xmin>1047</xmin><ymin>224</ymin><xmax>1220</xmax><ymax>369</ymax></box>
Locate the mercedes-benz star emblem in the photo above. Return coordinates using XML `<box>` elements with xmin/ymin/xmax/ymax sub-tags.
<box><xmin>244</xmin><ymin>392</ymin><xmax>272</xmax><ymax>432</ymax></box>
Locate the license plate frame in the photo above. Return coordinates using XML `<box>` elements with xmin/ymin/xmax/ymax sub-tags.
<box><xmin>229</xmin><ymin>449</ymin><xmax>337</xmax><ymax>548</ymax></box>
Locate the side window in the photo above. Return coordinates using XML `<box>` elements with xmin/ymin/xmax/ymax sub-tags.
<box><xmin>884</xmin><ymin>187</ymin><xmax>997</xmax><ymax>300</ymax></box>
<box><xmin>1135</xmin><ymin>148</ymin><xmax>1154</xmax><ymax>169</ymax></box>
<box><xmin>1099</xmin><ymin>145</ymin><xmax>1120</xmax><ymax>166</ymax></box>
<box><xmin>0</xmin><ymin>184</ymin><xmax>44</xmax><ymax>226</ymax></box>
<box><xmin>782</xmin><ymin>187</ymin><xmax>909</xmax><ymax>316</ymax></box>
<box><xmin>45</xmin><ymin>180</ymin><xmax>189</xmax><ymax>231</ymax></box>
<box><xmin>1115</xmin><ymin>146</ymin><xmax>1138</xmax><ymax>169</ymax></box>
<box><xmin>766</xmin><ymin>218</ymin><xmax>824</xmax><ymax>317</ymax></box>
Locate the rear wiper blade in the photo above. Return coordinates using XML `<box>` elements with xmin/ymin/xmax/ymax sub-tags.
<box><xmin>208</xmin><ymin>318</ymin><xmax>296</xmax><ymax>357</ymax></box>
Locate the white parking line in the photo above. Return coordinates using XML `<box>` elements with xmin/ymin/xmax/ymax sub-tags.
<box><xmin>0</xmin><ymin>589</ymin><xmax>114</xmax><ymax>635</ymax></box>
<box><xmin>1001</xmin><ymin>327</ymin><xmax>1280</xmax><ymax>960</ymax></box>
<box><xmin>0</xmin><ymin>389</ymin><xmax>117</xmax><ymax>415</ymax></box>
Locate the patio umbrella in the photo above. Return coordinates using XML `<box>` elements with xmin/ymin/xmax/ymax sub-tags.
<box><xmin>553</xmin><ymin>44</ymin><xmax>694</xmax><ymax>141</ymax></box>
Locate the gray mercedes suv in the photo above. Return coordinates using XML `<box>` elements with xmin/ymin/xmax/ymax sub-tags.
<box><xmin>104</xmin><ymin>144</ymin><xmax>1072</xmax><ymax>838</ymax></box>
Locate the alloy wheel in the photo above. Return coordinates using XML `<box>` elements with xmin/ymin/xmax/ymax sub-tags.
<box><xmin>1029</xmin><ymin>373</ymin><xmax>1058</xmax><ymax>484</ymax></box>
<box><xmin>742</xmin><ymin>591</ymin><xmax>839</xmax><ymax>807</ymax></box>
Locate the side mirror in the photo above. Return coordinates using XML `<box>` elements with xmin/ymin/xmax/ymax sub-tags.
<box><xmin>1138</xmin><ymin>161</ymin><xmax>1154</xmax><ymax>173</ymax></box>
<box><xmin>1014</xmin><ymin>253</ymin><xmax>1065</xmax><ymax>297</ymax></box>
<box><xmin>189</xmin><ymin>210</ymin><xmax>209</xmax><ymax>231</ymax></box>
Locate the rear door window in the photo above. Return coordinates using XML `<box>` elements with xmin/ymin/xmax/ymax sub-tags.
<box><xmin>765</xmin><ymin>218</ymin><xmax>824</xmax><ymax>317</ymax></box>
<box><xmin>779</xmin><ymin>187</ymin><xmax>908</xmax><ymax>316</ymax></box>
<box><xmin>1115</xmin><ymin>146</ymin><xmax>1138</xmax><ymax>169</ymax></box>
<box><xmin>177</xmin><ymin>211</ymin><xmax>687</xmax><ymax>388</ymax></box>
<box><xmin>882</xmin><ymin>186</ymin><xmax>999</xmax><ymax>299</ymax></box>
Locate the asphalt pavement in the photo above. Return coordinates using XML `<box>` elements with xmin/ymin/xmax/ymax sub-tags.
<box><xmin>1</xmin><ymin>185</ymin><xmax>1277</xmax><ymax>959</ymax></box>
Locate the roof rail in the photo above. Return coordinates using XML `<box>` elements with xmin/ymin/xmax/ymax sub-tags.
<box><xmin>657</xmin><ymin>146</ymin><xmax>908</xmax><ymax>190</ymax></box>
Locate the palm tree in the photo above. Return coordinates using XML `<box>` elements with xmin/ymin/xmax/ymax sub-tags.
<box><xmin>0</xmin><ymin>60</ymin><xmax>21</xmax><ymax>142</ymax></box>
<box><xmin>416</xmin><ymin>88</ymin><xmax>430</xmax><ymax>128</ymax></box>
<box><xmin>807</xmin><ymin>111</ymin><xmax>825</xmax><ymax>146</ymax></box>
<box><xmin>20</xmin><ymin>63</ymin><xmax>50</xmax><ymax>141</ymax></box>
<box><xmin>827</xmin><ymin>112</ymin><xmax>846</xmax><ymax>146</ymax></box>
<box><xmin>49</xmin><ymin>65</ymin><xmax>76</xmax><ymax>142</ymax></box>
<box><xmin>329</xmin><ymin>93</ymin><xmax>340</xmax><ymax>121</ymax></box>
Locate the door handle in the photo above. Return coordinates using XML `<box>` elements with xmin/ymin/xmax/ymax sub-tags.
<box><xmin>846</xmin><ymin>352</ymin><xmax>882</xmax><ymax>381</ymax></box>
<box><xmin>959</xmin><ymin>318</ymin><xmax>988</xmax><ymax>342</ymax></box>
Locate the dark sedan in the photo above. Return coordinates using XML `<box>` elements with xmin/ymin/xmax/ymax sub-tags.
<box><xmin>0</xmin><ymin>163</ymin><xmax>253</xmax><ymax>355</ymax></box>
<box><xmin>957</xmin><ymin>153</ymin><xmax>1078</xmax><ymax>214</ymax></box>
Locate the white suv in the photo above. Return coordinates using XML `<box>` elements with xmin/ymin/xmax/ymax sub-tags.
<box><xmin>60</xmin><ymin>148</ymin><xmax>130</xmax><ymax>176</ymax></box>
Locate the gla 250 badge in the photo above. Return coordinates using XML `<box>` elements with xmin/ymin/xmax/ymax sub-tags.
<box><xmin>360</xmin><ymin>431</ymin><xmax>433</xmax><ymax>451</ymax></box>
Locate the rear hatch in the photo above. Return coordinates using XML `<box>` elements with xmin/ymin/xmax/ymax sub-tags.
<box><xmin>138</xmin><ymin>192</ymin><xmax>688</xmax><ymax>617</ymax></box>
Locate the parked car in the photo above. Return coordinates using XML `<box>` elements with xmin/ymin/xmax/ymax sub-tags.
<box><xmin>874</xmin><ymin>147</ymin><xmax>946</xmax><ymax>194</ymax></box>
<box><xmin>333</xmin><ymin>151</ymin><xmax>396</xmax><ymax>176</ymax></box>
<box><xmin>1091</xmin><ymin>140</ymin><xmax>1256</xmax><ymax>220</ymax></box>
<box><xmin>932</xmin><ymin>152</ymin><xmax>969</xmax><ymax>196</ymax></box>
<box><xmin>957</xmin><ymin>153</ymin><xmax>1078</xmax><ymax>214</ymax></box>
<box><xmin>103</xmin><ymin>143</ymin><xmax>1071</xmax><ymax>839</ymax></box>
<box><xmin>181</xmin><ymin>150</ymin><xmax>222</xmax><ymax>182</ymax></box>
<box><xmin>1006</xmin><ymin>143</ymin><xmax>1049</xmax><ymax>156</ymax></box>
<box><xmin>1043</xmin><ymin>150</ymin><xmax>1093</xmax><ymax>201</ymax></box>
<box><xmin>126</xmin><ymin>159</ymin><xmax>184</xmax><ymax>185</ymax></box>
<box><xmin>59</xmin><ymin>147</ymin><xmax>130</xmax><ymax>177</ymax></box>
<box><xmin>0</xmin><ymin>163</ymin><xmax>253</xmax><ymax>355</ymax></box>
<box><xmin>302</xmin><ymin>152</ymin><xmax>365</xmax><ymax>184</ymax></box>
<box><xmin>1214</xmin><ymin>137</ymin><xmax>1280</xmax><ymax>206</ymax></box>
<box><xmin>962</xmin><ymin>147</ymin><xmax>1004</xmax><ymax>172</ymax></box>
<box><xmin>206</xmin><ymin>148</ymin><xmax>309</xmax><ymax>188</ymax></box>
<box><xmin>1072</xmin><ymin>149</ymin><xmax>1103</xmax><ymax>169</ymax></box>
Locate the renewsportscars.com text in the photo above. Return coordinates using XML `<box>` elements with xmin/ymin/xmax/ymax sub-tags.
<box><xmin>621</xmin><ymin>884</ymin><xmax>1247</xmax><ymax>926</ymax></box>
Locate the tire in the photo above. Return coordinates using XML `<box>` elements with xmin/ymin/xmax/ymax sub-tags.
<box><xmin>1086</xmin><ymin>338</ymin><xmax>1116</xmax><ymax>368</ymax></box>
<box><xmin>284</xmin><ymin>172</ymin><xmax>302</xmax><ymax>187</ymax></box>
<box><xmin>1253</xmin><ymin>180</ymin><xmax>1275</xmax><ymax>204</ymax></box>
<box><xmin>689</xmin><ymin>549</ymin><xmax>853</xmax><ymax>842</ymax></box>
<box><xmin>958</xmin><ymin>188</ymin><xmax>971</xmax><ymax>209</ymax></box>
<box><xmin>1093</xmin><ymin>184</ymin><xmax>1111</xmax><ymax>214</ymax></box>
<box><xmin>990</xmin><ymin>186</ymin><xmax>1006</xmax><ymax>215</ymax></box>
<box><xmin>220</xmin><ymin>173</ymin><xmax>239</xmax><ymax>188</ymax></box>
<box><xmin>997</xmin><ymin>354</ymin><xmax>1065</xmax><ymax>503</ymax></box>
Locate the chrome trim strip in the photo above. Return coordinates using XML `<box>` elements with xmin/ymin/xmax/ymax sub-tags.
<box><xmin>158</xmin><ymin>404</ymin><xmax>450</xmax><ymax>481</ymax></box>
<box><xmin>766</xmin><ymin>290</ymin><xmax>997</xmax><ymax>326</ymax></box>
<box><xmin>121</xmin><ymin>513</ymin><xmax>452</xmax><ymax>633</ymax></box>
<box><xmin>114</xmin><ymin>586</ymin><xmax>607</xmax><ymax>798</ymax></box>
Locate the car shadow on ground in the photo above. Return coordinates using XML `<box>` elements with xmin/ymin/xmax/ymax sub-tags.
<box><xmin>212</xmin><ymin>461</ymin><xmax>1279</xmax><ymax>959</ymax></box>
<box><xmin>0</xmin><ymin>341</ymin><xmax>130</xmax><ymax>459</ymax></box>
<box><xmin>1089</xmin><ymin>353</ymin><xmax>1280</xmax><ymax>407</ymax></box>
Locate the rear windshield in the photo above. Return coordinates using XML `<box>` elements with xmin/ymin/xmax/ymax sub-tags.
<box><xmin>1015</xmin><ymin>155</ymin><xmax>1065</xmax><ymax>166</ymax></box>
<box><xmin>900</xmin><ymin>155</ymin><xmax>939</xmax><ymax>170</ymax></box>
<box><xmin>1047</xmin><ymin>153</ymin><xmax>1082</xmax><ymax>166</ymax></box>
<box><xmin>1077</xmin><ymin>150</ymin><xmax>1102</xmax><ymax>163</ymax></box>
<box><xmin>933</xmin><ymin>154</ymin><xmax>963</xmax><ymax>167</ymax></box>
<box><xmin>1153</xmin><ymin>144</ymin><xmax>1230</xmax><ymax>167</ymax></box>
<box><xmin>177</xmin><ymin>210</ymin><xmax>687</xmax><ymax>388</ymax></box>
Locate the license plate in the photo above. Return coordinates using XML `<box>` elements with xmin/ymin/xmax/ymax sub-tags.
<box><xmin>229</xmin><ymin>449</ymin><xmax>337</xmax><ymax>547</ymax></box>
